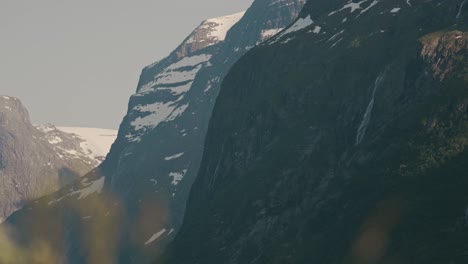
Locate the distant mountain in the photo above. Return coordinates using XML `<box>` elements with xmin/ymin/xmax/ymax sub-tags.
<box><xmin>3</xmin><ymin>1</ymin><xmax>305</xmax><ymax>263</ymax></box>
<box><xmin>159</xmin><ymin>0</ymin><xmax>468</xmax><ymax>263</ymax></box>
<box><xmin>0</xmin><ymin>96</ymin><xmax>115</xmax><ymax>222</ymax></box>
<box><xmin>38</xmin><ymin>125</ymin><xmax>118</xmax><ymax>164</ymax></box>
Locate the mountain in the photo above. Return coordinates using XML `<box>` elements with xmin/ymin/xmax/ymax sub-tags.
<box><xmin>2</xmin><ymin>1</ymin><xmax>305</xmax><ymax>263</ymax></box>
<box><xmin>103</xmin><ymin>0</ymin><xmax>305</xmax><ymax>249</ymax></box>
<box><xmin>158</xmin><ymin>0</ymin><xmax>468</xmax><ymax>263</ymax></box>
<box><xmin>102</xmin><ymin>1</ymin><xmax>305</xmax><ymax>260</ymax></box>
<box><xmin>56</xmin><ymin>127</ymin><xmax>117</xmax><ymax>163</ymax></box>
<box><xmin>0</xmin><ymin>96</ymin><xmax>115</xmax><ymax>222</ymax></box>
<box><xmin>36</xmin><ymin>125</ymin><xmax>117</xmax><ymax>166</ymax></box>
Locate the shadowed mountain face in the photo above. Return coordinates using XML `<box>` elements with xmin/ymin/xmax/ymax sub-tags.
<box><xmin>0</xmin><ymin>96</ymin><xmax>98</xmax><ymax>221</ymax></box>
<box><xmin>159</xmin><ymin>0</ymin><xmax>468</xmax><ymax>263</ymax></box>
<box><xmin>2</xmin><ymin>0</ymin><xmax>305</xmax><ymax>263</ymax></box>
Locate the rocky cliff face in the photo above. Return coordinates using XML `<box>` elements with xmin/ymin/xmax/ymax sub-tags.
<box><xmin>2</xmin><ymin>1</ymin><xmax>305</xmax><ymax>263</ymax></box>
<box><xmin>160</xmin><ymin>0</ymin><xmax>468</xmax><ymax>263</ymax></box>
<box><xmin>0</xmin><ymin>96</ymin><xmax>102</xmax><ymax>221</ymax></box>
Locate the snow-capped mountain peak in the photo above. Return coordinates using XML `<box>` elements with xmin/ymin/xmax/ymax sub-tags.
<box><xmin>199</xmin><ymin>11</ymin><xmax>246</xmax><ymax>42</ymax></box>
<box><xmin>36</xmin><ymin>124</ymin><xmax>117</xmax><ymax>165</ymax></box>
<box><xmin>57</xmin><ymin>127</ymin><xmax>117</xmax><ymax>161</ymax></box>
<box><xmin>124</xmin><ymin>11</ymin><xmax>246</xmax><ymax>143</ymax></box>
<box><xmin>175</xmin><ymin>11</ymin><xmax>245</xmax><ymax>57</ymax></box>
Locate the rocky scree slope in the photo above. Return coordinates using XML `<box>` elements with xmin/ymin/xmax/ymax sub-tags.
<box><xmin>3</xmin><ymin>1</ymin><xmax>305</xmax><ymax>263</ymax></box>
<box><xmin>160</xmin><ymin>0</ymin><xmax>468</xmax><ymax>263</ymax></box>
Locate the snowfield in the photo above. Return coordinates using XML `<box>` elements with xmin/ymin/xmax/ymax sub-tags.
<box><xmin>57</xmin><ymin>127</ymin><xmax>117</xmax><ymax>159</ymax></box>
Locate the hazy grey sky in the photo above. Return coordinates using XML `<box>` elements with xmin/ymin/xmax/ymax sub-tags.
<box><xmin>0</xmin><ymin>0</ymin><xmax>252</xmax><ymax>129</ymax></box>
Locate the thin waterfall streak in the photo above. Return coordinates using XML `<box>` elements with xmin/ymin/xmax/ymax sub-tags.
<box><xmin>457</xmin><ymin>0</ymin><xmax>467</xmax><ymax>19</ymax></box>
<box><xmin>355</xmin><ymin>71</ymin><xmax>386</xmax><ymax>146</ymax></box>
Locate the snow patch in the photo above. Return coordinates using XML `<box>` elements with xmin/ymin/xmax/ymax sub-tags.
<box><xmin>48</xmin><ymin>136</ymin><xmax>63</xmax><ymax>144</ymax></box>
<box><xmin>329</xmin><ymin>0</ymin><xmax>368</xmax><ymax>16</ymax></box>
<box><xmin>261</xmin><ymin>28</ymin><xmax>283</xmax><ymax>40</ymax></box>
<box><xmin>166</xmin><ymin>104</ymin><xmax>189</xmax><ymax>122</ymax></box>
<box><xmin>204</xmin><ymin>77</ymin><xmax>220</xmax><ymax>93</ymax></box>
<box><xmin>312</xmin><ymin>26</ymin><xmax>322</xmax><ymax>34</ymax></box>
<box><xmin>283</xmin><ymin>15</ymin><xmax>314</xmax><ymax>35</ymax></box>
<box><xmin>48</xmin><ymin>177</ymin><xmax>105</xmax><ymax>205</ymax></box>
<box><xmin>269</xmin><ymin>15</ymin><xmax>314</xmax><ymax>44</ymax></box>
<box><xmin>166</xmin><ymin>54</ymin><xmax>212</xmax><ymax>71</ymax></box>
<box><xmin>153</xmin><ymin>66</ymin><xmax>202</xmax><ymax>87</ymax></box>
<box><xmin>359</xmin><ymin>0</ymin><xmax>380</xmax><ymax>15</ymax></box>
<box><xmin>75</xmin><ymin>177</ymin><xmax>106</xmax><ymax>199</ymax></box>
<box><xmin>127</xmin><ymin>97</ymin><xmax>189</xmax><ymax>142</ymax></box>
<box><xmin>156</xmin><ymin>82</ymin><xmax>194</xmax><ymax>96</ymax></box>
<box><xmin>130</xmin><ymin>98</ymin><xmax>183</xmax><ymax>131</ymax></box>
<box><xmin>144</xmin><ymin>229</ymin><xmax>167</xmax><ymax>246</ymax></box>
<box><xmin>164</xmin><ymin>152</ymin><xmax>184</xmax><ymax>161</ymax></box>
<box><xmin>138</xmin><ymin>56</ymin><xmax>210</xmax><ymax>96</ymax></box>
<box><xmin>169</xmin><ymin>169</ymin><xmax>187</xmax><ymax>186</ymax></box>
<box><xmin>36</xmin><ymin>124</ymin><xmax>55</xmax><ymax>133</ymax></box>
<box><xmin>57</xmin><ymin>127</ymin><xmax>117</xmax><ymax>160</ymax></box>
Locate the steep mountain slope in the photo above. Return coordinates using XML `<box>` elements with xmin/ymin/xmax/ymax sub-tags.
<box><xmin>160</xmin><ymin>0</ymin><xmax>468</xmax><ymax>263</ymax></box>
<box><xmin>0</xmin><ymin>96</ymin><xmax>103</xmax><ymax>222</ymax></box>
<box><xmin>2</xmin><ymin>1</ymin><xmax>305</xmax><ymax>263</ymax></box>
